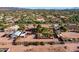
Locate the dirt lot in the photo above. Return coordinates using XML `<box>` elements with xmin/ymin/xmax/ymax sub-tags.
<box><xmin>0</xmin><ymin>42</ymin><xmax>79</xmax><ymax>52</ymax></box>
<box><xmin>61</xmin><ymin>32</ymin><xmax>79</xmax><ymax>38</ymax></box>
<box><xmin>0</xmin><ymin>32</ymin><xmax>79</xmax><ymax>52</ymax></box>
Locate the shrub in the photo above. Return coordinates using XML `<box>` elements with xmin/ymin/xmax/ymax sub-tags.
<box><xmin>60</xmin><ymin>41</ymin><xmax>64</xmax><ymax>44</ymax></box>
<box><xmin>64</xmin><ymin>46</ymin><xmax>67</xmax><ymax>49</ymax></box>
<box><xmin>68</xmin><ymin>39</ymin><xmax>72</xmax><ymax>42</ymax></box>
<box><xmin>64</xmin><ymin>40</ymin><xmax>67</xmax><ymax>42</ymax></box>
<box><xmin>40</xmin><ymin>42</ymin><xmax>45</xmax><ymax>45</ymax></box>
<box><xmin>47</xmin><ymin>42</ymin><xmax>55</xmax><ymax>45</ymax></box>
<box><xmin>31</xmin><ymin>42</ymin><xmax>40</xmax><ymax>46</ymax></box>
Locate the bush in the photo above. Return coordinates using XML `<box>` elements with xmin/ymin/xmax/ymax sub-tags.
<box><xmin>40</xmin><ymin>42</ymin><xmax>45</xmax><ymax>45</ymax></box>
<box><xmin>64</xmin><ymin>46</ymin><xmax>67</xmax><ymax>49</ymax></box>
<box><xmin>59</xmin><ymin>40</ymin><xmax>65</xmax><ymax>44</ymax></box>
<box><xmin>47</xmin><ymin>42</ymin><xmax>55</xmax><ymax>45</ymax></box>
<box><xmin>64</xmin><ymin>40</ymin><xmax>67</xmax><ymax>42</ymax></box>
<box><xmin>68</xmin><ymin>39</ymin><xmax>72</xmax><ymax>42</ymax></box>
<box><xmin>72</xmin><ymin>38</ymin><xmax>76</xmax><ymax>42</ymax></box>
<box><xmin>30</xmin><ymin>42</ymin><xmax>40</xmax><ymax>46</ymax></box>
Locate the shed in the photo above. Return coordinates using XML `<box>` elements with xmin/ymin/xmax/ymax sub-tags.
<box><xmin>10</xmin><ymin>31</ymin><xmax>27</xmax><ymax>40</ymax></box>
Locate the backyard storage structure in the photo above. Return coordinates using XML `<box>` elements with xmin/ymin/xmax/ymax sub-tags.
<box><xmin>10</xmin><ymin>31</ymin><xmax>27</xmax><ymax>40</ymax></box>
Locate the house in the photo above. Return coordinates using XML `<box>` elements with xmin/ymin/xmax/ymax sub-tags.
<box><xmin>36</xmin><ymin>16</ymin><xmax>45</xmax><ymax>22</ymax></box>
<box><xmin>41</xmin><ymin>24</ymin><xmax>51</xmax><ymax>28</ymax></box>
<box><xmin>5</xmin><ymin>16</ymin><xmax>13</xmax><ymax>21</ymax></box>
<box><xmin>66</xmin><ymin>24</ymin><xmax>79</xmax><ymax>32</ymax></box>
<box><xmin>0</xmin><ymin>16</ymin><xmax>3</xmax><ymax>20</ymax></box>
<box><xmin>5</xmin><ymin>25</ymin><xmax>19</xmax><ymax>33</ymax></box>
<box><xmin>60</xmin><ymin>16</ymin><xmax>66</xmax><ymax>18</ymax></box>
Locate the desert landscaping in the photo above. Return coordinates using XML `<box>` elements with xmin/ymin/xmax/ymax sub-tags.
<box><xmin>0</xmin><ymin>7</ymin><xmax>79</xmax><ymax>52</ymax></box>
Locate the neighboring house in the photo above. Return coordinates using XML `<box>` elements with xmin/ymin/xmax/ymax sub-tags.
<box><xmin>5</xmin><ymin>16</ymin><xmax>14</xmax><ymax>23</ymax></box>
<box><xmin>12</xmin><ymin>17</ymin><xmax>20</xmax><ymax>22</ymax></box>
<box><xmin>67</xmin><ymin>24</ymin><xmax>79</xmax><ymax>32</ymax></box>
<box><xmin>41</xmin><ymin>24</ymin><xmax>51</xmax><ymax>28</ymax></box>
<box><xmin>60</xmin><ymin>16</ymin><xmax>66</xmax><ymax>18</ymax></box>
<box><xmin>0</xmin><ymin>16</ymin><xmax>3</xmax><ymax>20</ymax></box>
<box><xmin>5</xmin><ymin>25</ymin><xmax>19</xmax><ymax>32</ymax></box>
<box><xmin>36</xmin><ymin>16</ymin><xmax>45</xmax><ymax>22</ymax></box>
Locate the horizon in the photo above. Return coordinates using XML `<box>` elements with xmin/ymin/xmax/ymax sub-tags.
<box><xmin>0</xmin><ymin>7</ymin><xmax>79</xmax><ymax>10</ymax></box>
<box><xmin>22</xmin><ymin>7</ymin><xmax>79</xmax><ymax>9</ymax></box>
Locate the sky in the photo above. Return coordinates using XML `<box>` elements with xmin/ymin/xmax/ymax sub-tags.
<box><xmin>0</xmin><ymin>0</ymin><xmax>79</xmax><ymax>7</ymax></box>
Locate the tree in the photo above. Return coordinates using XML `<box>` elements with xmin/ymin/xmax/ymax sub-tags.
<box><xmin>35</xmin><ymin>24</ymin><xmax>53</xmax><ymax>38</ymax></box>
<box><xmin>68</xmin><ymin>15</ymin><xmax>79</xmax><ymax>24</ymax></box>
<box><xmin>18</xmin><ymin>24</ymin><xmax>26</xmax><ymax>31</ymax></box>
<box><xmin>60</xmin><ymin>26</ymin><xmax>67</xmax><ymax>32</ymax></box>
